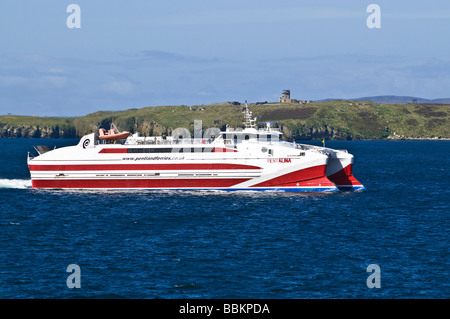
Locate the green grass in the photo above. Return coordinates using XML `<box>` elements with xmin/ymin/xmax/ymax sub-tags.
<box><xmin>1</xmin><ymin>101</ymin><xmax>449</xmax><ymax>139</ymax></box>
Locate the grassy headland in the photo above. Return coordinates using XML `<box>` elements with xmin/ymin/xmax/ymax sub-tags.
<box><xmin>1</xmin><ymin>101</ymin><xmax>449</xmax><ymax>140</ymax></box>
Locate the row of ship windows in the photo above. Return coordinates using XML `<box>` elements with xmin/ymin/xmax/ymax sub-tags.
<box><xmin>223</xmin><ymin>134</ymin><xmax>273</xmax><ymax>140</ymax></box>
<box><xmin>127</xmin><ymin>147</ymin><xmax>214</xmax><ymax>153</ymax></box>
<box><xmin>125</xmin><ymin>148</ymin><xmax>306</xmax><ymax>156</ymax></box>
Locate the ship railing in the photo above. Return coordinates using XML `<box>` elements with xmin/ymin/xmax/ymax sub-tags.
<box><xmin>258</xmin><ymin>127</ymin><xmax>280</xmax><ymax>132</ymax></box>
<box><xmin>98</xmin><ymin>139</ymin><xmax>127</xmax><ymax>145</ymax></box>
<box><xmin>125</xmin><ymin>138</ymin><xmax>216</xmax><ymax>146</ymax></box>
<box><xmin>295</xmin><ymin>143</ymin><xmax>349</xmax><ymax>154</ymax></box>
<box><xmin>172</xmin><ymin>138</ymin><xmax>215</xmax><ymax>145</ymax></box>
<box><xmin>226</xmin><ymin>128</ymin><xmax>244</xmax><ymax>132</ymax></box>
<box><xmin>296</xmin><ymin>144</ymin><xmax>325</xmax><ymax>151</ymax></box>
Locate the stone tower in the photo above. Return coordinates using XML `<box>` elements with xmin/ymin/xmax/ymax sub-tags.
<box><xmin>279</xmin><ymin>90</ymin><xmax>291</xmax><ymax>103</ymax></box>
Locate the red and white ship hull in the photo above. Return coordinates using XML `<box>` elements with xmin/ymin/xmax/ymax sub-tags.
<box><xmin>294</xmin><ymin>144</ymin><xmax>365</xmax><ymax>192</ymax></box>
<box><xmin>28</xmin><ymin>134</ymin><xmax>338</xmax><ymax>192</ymax></box>
<box><xmin>27</xmin><ymin>105</ymin><xmax>365</xmax><ymax>192</ymax></box>
<box><xmin>325</xmin><ymin>151</ymin><xmax>366</xmax><ymax>191</ymax></box>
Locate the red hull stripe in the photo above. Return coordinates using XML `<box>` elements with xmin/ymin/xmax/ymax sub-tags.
<box><xmin>31</xmin><ymin>178</ymin><xmax>250</xmax><ymax>189</ymax></box>
<box><xmin>29</xmin><ymin>163</ymin><xmax>262</xmax><ymax>172</ymax></box>
<box><xmin>98</xmin><ymin>149</ymin><xmax>128</xmax><ymax>153</ymax></box>
<box><xmin>327</xmin><ymin>164</ymin><xmax>363</xmax><ymax>186</ymax></box>
<box><xmin>251</xmin><ymin>164</ymin><xmax>335</xmax><ymax>187</ymax></box>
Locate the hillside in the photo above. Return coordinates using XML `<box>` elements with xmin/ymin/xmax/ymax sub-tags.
<box><xmin>317</xmin><ymin>95</ymin><xmax>450</xmax><ymax>104</ymax></box>
<box><xmin>1</xmin><ymin>101</ymin><xmax>449</xmax><ymax>140</ymax></box>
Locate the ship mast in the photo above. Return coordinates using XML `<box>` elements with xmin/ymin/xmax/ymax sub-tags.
<box><xmin>243</xmin><ymin>101</ymin><xmax>257</xmax><ymax>129</ymax></box>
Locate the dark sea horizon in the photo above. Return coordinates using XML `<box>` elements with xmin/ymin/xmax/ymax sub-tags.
<box><xmin>0</xmin><ymin>138</ymin><xmax>448</xmax><ymax>299</ymax></box>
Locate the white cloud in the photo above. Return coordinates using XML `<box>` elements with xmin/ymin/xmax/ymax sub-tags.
<box><xmin>103</xmin><ymin>80</ymin><xmax>135</xmax><ymax>95</ymax></box>
<box><xmin>41</xmin><ymin>75</ymin><xmax>67</xmax><ymax>88</ymax></box>
<box><xmin>48</xmin><ymin>68</ymin><xmax>64</xmax><ymax>74</ymax></box>
<box><xmin>198</xmin><ymin>91</ymin><xmax>212</xmax><ymax>96</ymax></box>
<box><xmin>0</xmin><ymin>75</ymin><xmax>29</xmax><ymax>86</ymax></box>
<box><xmin>0</xmin><ymin>74</ymin><xmax>67</xmax><ymax>88</ymax></box>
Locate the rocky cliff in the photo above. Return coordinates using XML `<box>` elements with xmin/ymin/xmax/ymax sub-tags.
<box><xmin>0</xmin><ymin>123</ymin><xmax>77</xmax><ymax>138</ymax></box>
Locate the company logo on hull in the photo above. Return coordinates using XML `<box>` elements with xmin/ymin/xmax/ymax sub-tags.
<box><xmin>267</xmin><ymin>158</ymin><xmax>291</xmax><ymax>163</ymax></box>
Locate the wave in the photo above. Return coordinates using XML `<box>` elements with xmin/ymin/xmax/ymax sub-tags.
<box><xmin>0</xmin><ymin>179</ymin><xmax>32</xmax><ymax>189</ymax></box>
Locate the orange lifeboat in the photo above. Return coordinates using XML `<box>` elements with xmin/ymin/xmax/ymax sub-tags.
<box><xmin>98</xmin><ymin>124</ymin><xmax>131</xmax><ymax>140</ymax></box>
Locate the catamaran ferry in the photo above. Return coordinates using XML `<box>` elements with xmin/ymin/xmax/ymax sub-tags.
<box><xmin>27</xmin><ymin>105</ymin><xmax>365</xmax><ymax>192</ymax></box>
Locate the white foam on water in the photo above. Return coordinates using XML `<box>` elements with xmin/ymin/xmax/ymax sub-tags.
<box><xmin>0</xmin><ymin>179</ymin><xmax>32</xmax><ymax>189</ymax></box>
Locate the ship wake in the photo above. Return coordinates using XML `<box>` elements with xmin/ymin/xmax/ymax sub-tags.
<box><xmin>0</xmin><ymin>179</ymin><xmax>32</xmax><ymax>189</ymax></box>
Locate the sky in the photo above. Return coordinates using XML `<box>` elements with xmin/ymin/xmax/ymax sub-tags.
<box><xmin>1</xmin><ymin>0</ymin><xmax>450</xmax><ymax>116</ymax></box>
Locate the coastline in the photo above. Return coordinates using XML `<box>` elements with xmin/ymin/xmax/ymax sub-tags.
<box><xmin>1</xmin><ymin>101</ymin><xmax>449</xmax><ymax>141</ymax></box>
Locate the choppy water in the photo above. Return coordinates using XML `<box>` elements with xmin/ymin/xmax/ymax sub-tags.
<box><xmin>0</xmin><ymin>138</ymin><xmax>448</xmax><ymax>298</ymax></box>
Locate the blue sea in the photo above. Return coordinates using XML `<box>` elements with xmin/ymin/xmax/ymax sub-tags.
<box><xmin>0</xmin><ymin>138</ymin><xmax>448</xmax><ymax>299</ymax></box>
